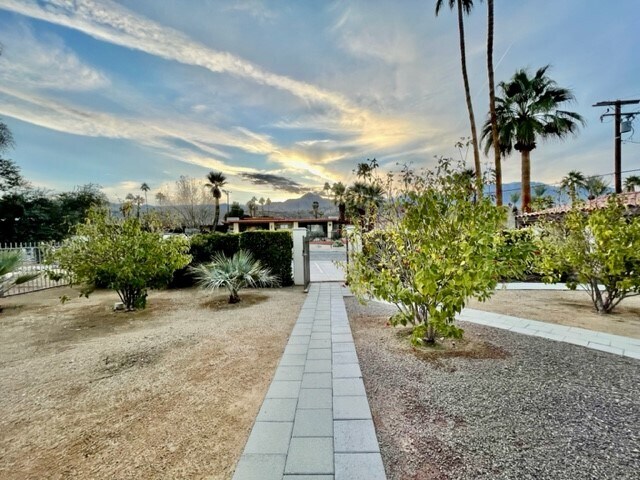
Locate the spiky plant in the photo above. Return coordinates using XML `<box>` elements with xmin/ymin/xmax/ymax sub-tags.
<box><xmin>192</xmin><ymin>250</ymin><xmax>279</xmax><ymax>304</ymax></box>
<box><xmin>1</xmin><ymin>252</ymin><xmax>39</xmax><ymax>307</ymax></box>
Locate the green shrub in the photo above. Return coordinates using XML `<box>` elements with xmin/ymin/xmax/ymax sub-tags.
<box><xmin>170</xmin><ymin>233</ymin><xmax>239</xmax><ymax>288</ymax></box>
<box><xmin>192</xmin><ymin>250</ymin><xmax>279</xmax><ymax>303</ymax></box>
<box><xmin>239</xmin><ymin>230</ymin><xmax>293</xmax><ymax>286</ymax></box>
<box><xmin>190</xmin><ymin>233</ymin><xmax>240</xmax><ymax>263</ymax></box>
<box><xmin>47</xmin><ymin>209</ymin><xmax>191</xmax><ymax>310</ymax></box>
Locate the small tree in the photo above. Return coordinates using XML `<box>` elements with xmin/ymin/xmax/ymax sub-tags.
<box><xmin>348</xmin><ymin>159</ymin><xmax>529</xmax><ymax>345</ymax></box>
<box><xmin>192</xmin><ymin>250</ymin><xmax>278</xmax><ymax>304</ymax></box>
<box><xmin>537</xmin><ymin>197</ymin><xmax>640</xmax><ymax>313</ymax></box>
<box><xmin>47</xmin><ymin>209</ymin><xmax>191</xmax><ymax>310</ymax></box>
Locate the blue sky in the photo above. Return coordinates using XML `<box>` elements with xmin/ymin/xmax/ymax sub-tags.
<box><xmin>0</xmin><ymin>0</ymin><xmax>639</xmax><ymax>203</ymax></box>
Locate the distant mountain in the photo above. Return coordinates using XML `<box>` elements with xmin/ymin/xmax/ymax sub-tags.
<box><xmin>265</xmin><ymin>192</ymin><xmax>337</xmax><ymax>217</ymax></box>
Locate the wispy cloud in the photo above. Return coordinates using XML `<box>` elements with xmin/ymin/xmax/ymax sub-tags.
<box><xmin>0</xmin><ymin>21</ymin><xmax>109</xmax><ymax>91</ymax></box>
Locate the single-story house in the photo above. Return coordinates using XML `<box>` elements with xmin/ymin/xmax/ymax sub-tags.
<box><xmin>225</xmin><ymin>216</ymin><xmax>343</xmax><ymax>238</ymax></box>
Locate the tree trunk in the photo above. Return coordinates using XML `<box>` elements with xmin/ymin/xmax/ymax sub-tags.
<box><xmin>229</xmin><ymin>292</ymin><xmax>240</xmax><ymax>304</ymax></box>
<box><xmin>486</xmin><ymin>0</ymin><xmax>502</xmax><ymax>206</ymax></box>
<box><xmin>521</xmin><ymin>150</ymin><xmax>532</xmax><ymax>213</ymax></box>
<box><xmin>213</xmin><ymin>198</ymin><xmax>220</xmax><ymax>228</ymax></box>
<box><xmin>457</xmin><ymin>0</ymin><xmax>482</xmax><ymax>197</ymax></box>
<box><xmin>339</xmin><ymin>203</ymin><xmax>346</xmax><ymax>223</ymax></box>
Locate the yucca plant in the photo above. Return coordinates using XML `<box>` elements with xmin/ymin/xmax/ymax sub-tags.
<box><xmin>192</xmin><ymin>250</ymin><xmax>279</xmax><ymax>304</ymax></box>
<box><xmin>1</xmin><ymin>252</ymin><xmax>39</xmax><ymax>309</ymax></box>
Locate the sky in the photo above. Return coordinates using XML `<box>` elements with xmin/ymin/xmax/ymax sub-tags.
<box><xmin>0</xmin><ymin>0</ymin><xmax>639</xmax><ymax>204</ymax></box>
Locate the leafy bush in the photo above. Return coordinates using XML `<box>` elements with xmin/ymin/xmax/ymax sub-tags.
<box><xmin>496</xmin><ymin>228</ymin><xmax>538</xmax><ymax>281</ymax></box>
<box><xmin>47</xmin><ymin>209</ymin><xmax>191</xmax><ymax>310</ymax></box>
<box><xmin>536</xmin><ymin>197</ymin><xmax>640</xmax><ymax>313</ymax></box>
<box><xmin>190</xmin><ymin>233</ymin><xmax>240</xmax><ymax>263</ymax></box>
<box><xmin>348</xmin><ymin>159</ymin><xmax>528</xmax><ymax>345</ymax></box>
<box><xmin>192</xmin><ymin>250</ymin><xmax>278</xmax><ymax>303</ymax></box>
<box><xmin>239</xmin><ymin>230</ymin><xmax>293</xmax><ymax>286</ymax></box>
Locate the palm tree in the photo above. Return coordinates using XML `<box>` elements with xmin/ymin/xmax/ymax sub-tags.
<box><xmin>486</xmin><ymin>0</ymin><xmax>502</xmax><ymax>206</ymax></box>
<box><xmin>265</xmin><ymin>197</ymin><xmax>271</xmax><ymax>215</ymax></box>
<box><xmin>624</xmin><ymin>175</ymin><xmax>640</xmax><ymax>192</ymax></box>
<box><xmin>435</xmin><ymin>0</ymin><xmax>482</xmax><ymax>196</ymax></box>
<box><xmin>481</xmin><ymin>66</ymin><xmax>584</xmax><ymax>212</ymax></box>
<box><xmin>509</xmin><ymin>191</ymin><xmax>520</xmax><ymax>207</ymax></box>
<box><xmin>585</xmin><ymin>176</ymin><xmax>610</xmax><ymax>199</ymax></box>
<box><xmin>346</xmin><ymin>182</ymin><xmax>384</xmax><ymax>230</ymax></box>
<box><xmin>155</xmin><ymin>192</ymin><xmax>167</xmax><ymax>205</ymax></box>
<box><xmin>133</xmin><ymin>195</ymin><xmax>145</xmax><ymax>218</ymax></box>
<box><xmin>533</xmin><ymin>184</ymin><xmax>548</xmax><ymax>198</ymax></box>
<box><xmin>192</xmin><ymin>250</ymin><xmax>278</xmax><ymax>304</ymax></box>
<box><xmin>205</xmin><ymin>171</ymin><xmax>227</xmax><ymax>227</ymax></box>
<box><xmin>259</xmin><ymin>197</ymin><xmax>265</xmax><ymax>216</ymax></box>
<box><xmin>140</xmin><ymin>182</ymin><xmax>150</xmax><ymax>213</ymax></box>
<box><xmin>330</xmin><ymin>182</ymin><xmax>348</xmax><ymax>224</ymax></box>
<box><xmin>560</xmin><ymin>170</ymin><xmax>588</xmax><ymax>204</ymax></box>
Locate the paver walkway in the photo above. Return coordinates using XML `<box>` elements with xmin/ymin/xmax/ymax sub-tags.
<box><xmin>232</xmin><ymin>283</ymin><xmax>386</xmax><ymax>480</ymax></box>
<box><xmin>458</xmin><ymin>308</ymin><xmax>640</xmax><ymax>360</ymax></box>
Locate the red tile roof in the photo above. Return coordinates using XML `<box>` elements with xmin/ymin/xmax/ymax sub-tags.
<box><xmin>520</xmin><ymin>191</ymin><xmax>640</xmax><ymax>217</ymax></box>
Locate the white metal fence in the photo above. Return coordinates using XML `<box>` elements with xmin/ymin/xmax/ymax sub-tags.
<box><xmin>1</xmin><ymin>242</ymin><xmax>68</xmax><ymax>296</ymax></box>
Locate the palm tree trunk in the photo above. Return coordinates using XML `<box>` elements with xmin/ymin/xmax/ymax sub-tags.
<box><xmin>521</xmin><ymin>150</ymin><xmax>532</xmax><ymax>213</ymax></box>
<box><xmin>486</xmin><ymin>0</ymin><xmax>502</xmax><ymax>206</ymax></box>
<box><xmin>213</xmin><ymin>198</ymin><xmax>220</xmax><ymax>228</ymax></box>
<box><xmin>457</xmin><ymin>0</ymin><xmax>482</xmax><ymax>196</ymax></box>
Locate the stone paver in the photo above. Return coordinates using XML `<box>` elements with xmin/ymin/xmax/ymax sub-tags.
<box><xmin>233</xmin><ymin>283</ymin><xmax>386</xmax><ymax>480</ymax></box>
<box><xmin>458</xmin><ymin>308</ymin><xmax>640</xmax><ymax>360</ymax></box>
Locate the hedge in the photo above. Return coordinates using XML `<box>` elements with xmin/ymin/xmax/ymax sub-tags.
<box><xmin>239</xmin><ymin>230</ymin><xmax>293</xmax><ymax>286</ymax></box>
<box><xmin>171</xmin><ymin>230</ymin><xmax>293</xmax><ymax>287</ymax></box>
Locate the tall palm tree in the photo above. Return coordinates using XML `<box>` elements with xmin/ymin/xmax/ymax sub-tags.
<box><xmin>560</xmin><ymin>170</ymin><xmax>587</xmax><ymax>204</ymax></box>
<box><xmin>481</xmin><ymin>66</ymin><xmax>584</xmax><ymax>212</ymax></box>
<box><xmin>624</xmin><ymin>175</ymin><xmax>640</xmax><ymax>192</ymax></box>
<box><xmin>435</xmin><ymin>0</ymin><xmax>482</xmax><ymax>196</ymax></box>
<box><xmin>205</xmin><ymin>171</ymin><xmax>227</xmax><ymax>227</ymax></box>
<box><xmin>486</xmin><ymin>0</ymin><xmax>502</xmax><ymax>206</ymax></box>
<box><xmin>259</xmin><ymin>197</ymin><xmax>265</xmax><ymax>216</ymax></box>
<box><xmin>265</xmin><ymin>197</ymin><xmax>271</xmax><ymax>215</ymax></box>
<box><xmin>140</xmin><ymin>182</ymin><xmax>150</xmax><ymax>213</ymax></box>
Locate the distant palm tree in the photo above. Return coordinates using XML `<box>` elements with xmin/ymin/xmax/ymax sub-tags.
<box><xmin>435</xmin><ymin>0</ymin><xmax>482</xmax><ymax>196</ymax></box>
<box><xmin>533</xmin><ymin>184</ymin><xmax>548</xmax><ymax>198</ymax></box>
<box><xmin>133</xmin><ymin>195</ymin><xmax>145</xmax><ymax>218</ymax></box>
<box><xmin>140</xmin><ymin>182</ymin><xmax>150</xmax><ymax>213</ymax></box>
<box><xmin>624</xmin><ymin>175</ymin><xmax>640</xmax><ymax>192</ymax></box>
<box><xmin>205</xmin><ymin>171</ymin><xmax>227</xmax><ymax>227</ymax></box>
<box><xmin>311</xmin><ymin>200</ymin><xmax>320</xmax><ymax>219</ymax></box>
<box><xmin>486</xmin><ymin>0</ymin><xmax>502</xmax><ymax>206</ymax></box>
<box><xmin>585</xmin><ymin>176</ymin><xmax>610</xmax><ymax>199</ymax></box>
<box><xmin>560</xmin><ymin>170</ymin><xmax>588</xmax><ymax>204</ymax></box>
<box><xmin>509</xmin><ymin>191</ymin><xmax>521</xmax><ymax>206</ymax></box>
<box><xmin>481</xmin><ymin>66</ymin><xmax>584</xmax><ymax>212</ymax></box>
<box><xmin>265</xmin><ymin>197</ymin><xmax>271</xmax><ymax>215</ymax></box>
<box><xmin>155</xmin><ymin>192</ymin><xmax>167</xmax><ymax>205</ymax></box>
<box><xmin>259</xmin><ymin>197</ymin><xmax>265</xmax><ymax>216</ymax></box>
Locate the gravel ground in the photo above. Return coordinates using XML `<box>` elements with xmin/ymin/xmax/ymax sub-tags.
<box><xmin>346</xmin><ymin>298</ymin><xmax>640</xmax><ymax>480</ymax></box>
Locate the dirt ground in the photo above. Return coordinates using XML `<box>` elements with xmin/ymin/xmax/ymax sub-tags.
<box><xmin>467</xmin><ymin>290</ymin><xmax>640</xmax><ymax>339</ymax></box>
<box><xmin>0</xmin><ymin>286</ymin><xmax>304</xmax><ymax>480</ymax></box>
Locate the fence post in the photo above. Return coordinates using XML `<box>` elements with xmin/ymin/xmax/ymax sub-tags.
<box><xmin>292</xmin><ymin>228</ymin><xmax>306</xmax><ymax>286</ymax></box>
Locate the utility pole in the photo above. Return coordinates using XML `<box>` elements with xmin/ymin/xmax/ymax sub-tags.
<box><xmin>222</xmin><ymin>190</ymin><xmax>231</xmax><ymax>218</ymax></box>
<box><xmin>593</xmin><ymin>99</ymin><xmax>640</xmax><ymax>193</ymax></box>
